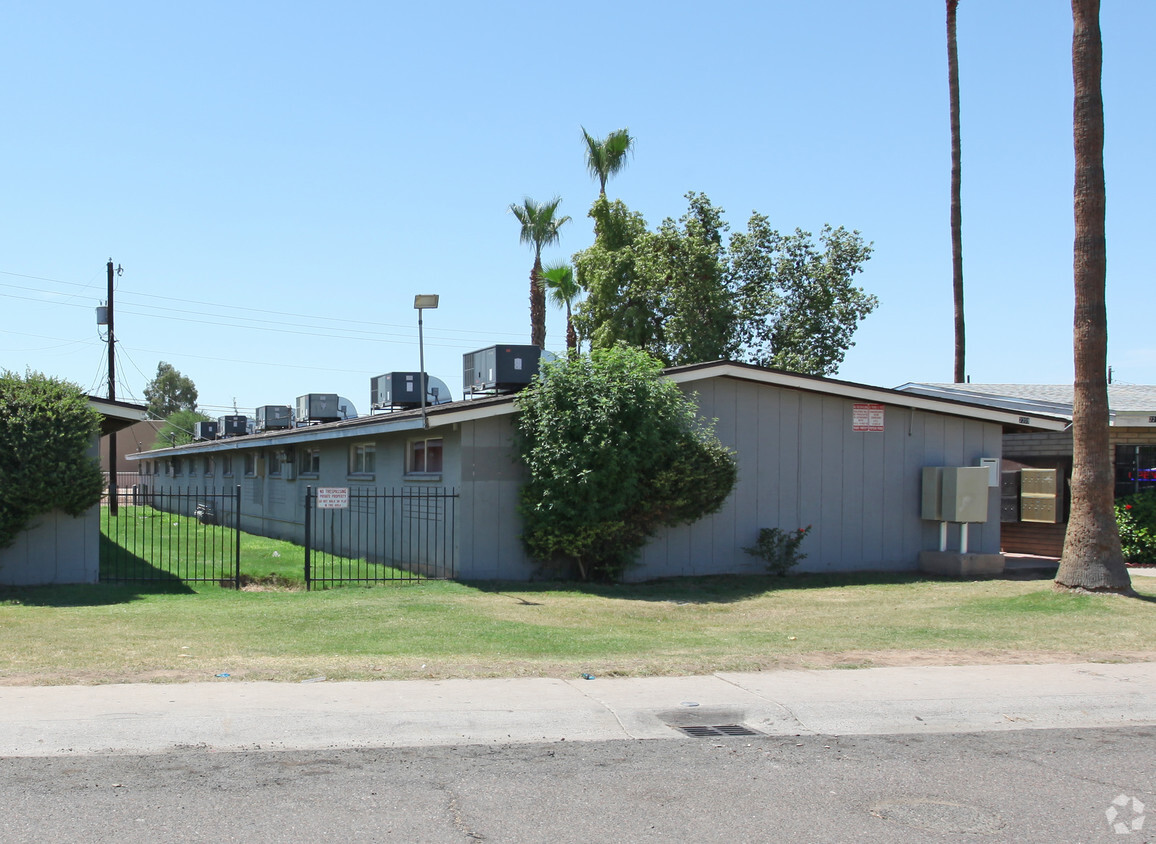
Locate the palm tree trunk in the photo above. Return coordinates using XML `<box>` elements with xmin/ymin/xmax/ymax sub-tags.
<box><xmin>947</xmin><ymin>0</ymin><xmax>965</xmax><ymax>383</ymax></box>
<box><xmin>530</xmin><ymin>253</ymin><xmax>546</xmax><ymax>349</ymax></box>
<box><xmin>565</xmin><ymin>302</ymin><xmax>576</xmax><ymax>351</ymax></box>
<box><xmin>1055</xmin><ymin>0</ymin><xmax>1131</xmax><ymax>594</ymax></box>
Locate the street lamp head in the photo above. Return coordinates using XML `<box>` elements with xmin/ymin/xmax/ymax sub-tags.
<box><xmin>414</xmin><ymin>294</ymin><xmax>440</xmax><ymax>309</ymax></box>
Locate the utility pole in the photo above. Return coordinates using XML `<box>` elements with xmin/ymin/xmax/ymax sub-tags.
<box><xmin>106</xmin><ymin>259</ymin><xmax>118</xmax><ymax>515</ymax></box>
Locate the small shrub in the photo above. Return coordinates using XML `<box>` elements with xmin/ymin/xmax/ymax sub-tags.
<box><xmin>745</xmin><ymin>525</ymin><xmax>812</xmax><ymax>576</ymax></box>
<box><xmin>1116</xmin><ymin>494</ymin><xmax>1156</xmax><ymax>565</ymax></box>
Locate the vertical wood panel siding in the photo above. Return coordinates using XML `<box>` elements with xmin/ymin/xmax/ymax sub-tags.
<box><xmin>633</xmin><ymin>379</ymin><xmax>1004</xmax><ymax>580</ymax></box>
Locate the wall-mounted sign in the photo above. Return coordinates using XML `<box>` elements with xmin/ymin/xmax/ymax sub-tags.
<box><xmin>317</xmin><ymin>487</ymin><xmax>349</xmax><ymax>509</ymax></box>
<box><xmin>852</xmin><ymin>403</ymin><xmax>885</xmax><ymax>432</ymax></box>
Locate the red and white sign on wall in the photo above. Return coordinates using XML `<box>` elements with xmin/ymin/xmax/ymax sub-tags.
<box><xmin>316</xmin><ymin>487</ymin><xmax>349</xmax><ymax>509</ymax></box>
<box><xmin>852</xmin><ymin>403</ymin><xmax>885</xmax><ymax>432</ymax></box>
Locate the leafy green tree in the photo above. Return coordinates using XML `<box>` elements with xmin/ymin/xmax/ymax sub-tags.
<box><xmin>581</xmin><ymin>127</ymin><xmax>634</xmax><ymax>197</ymax></box>
<box><xmin>515</xmin><ymin>345</ymin><xmax>737</xmax><ymax>582</ymax></box>
<box><xmin>730</xmin><ymin>218</ymin><xmax>876</xmax><ymax>376</ymax></box>
<box><xmin>539</xmin><ymin>260</ymin><xmax>582</xmax><ymax>351</ymax></box>
<box><xmin>572</xmin><ymin>196</ymin><xmax>656</xmax><ymax>353</ymax></box>
<box><xmin>152</xmin><ymin>408</ymin><xmax>211</xmax><ymax>449</ymax></box>
<box><xmin>510</xmin><ymin>196</ymin><xmax>571</xmax><ymax>349</ymax></box>
<box><xmin>0</xmin><ymin>371</ymin><xmax>105</xmax><ymax>549</ymax></box>
<box><xmin>575</xmin><ymin>192</ymin><xmax>875</xmax><ymax>375</ymax></box>
<box><xmin>144</xmin><ymin>361</ymin><xmax>198</xmax><ymax>418</ymax></box>
<box><xmin>636</xmin><ymin>192</ymin><xmax>736</xmax><ymax>365</ymax></box>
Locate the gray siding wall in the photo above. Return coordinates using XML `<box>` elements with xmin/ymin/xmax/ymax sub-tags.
<box><xmin>0</xmin><ymin>506</ymin><xmax>100</xmax><ymax>586</ymax></box>
<box><xmin>140</xmin><ymin>422</ymin><xmax>463</xmax><ymax>566</ymax></box>
<box><xmin>0</xmin><ymin>436</ymin><xmax>102</xmax><ymax>586</ymax></box>
<box><xmin>458</xmin><ymin>415</ymin><xmax>535</xmax><ymax>580</ymax></box>
<box><xmin>633</xmin><ymin>378</ymin><xmax>1004</xmax><ymax>580</ymax></box>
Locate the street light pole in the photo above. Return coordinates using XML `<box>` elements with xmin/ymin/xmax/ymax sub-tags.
<box><xmin>413</xmin><ymin>295</ymin><xmax>440</xmax><ymax>429</ymax></box>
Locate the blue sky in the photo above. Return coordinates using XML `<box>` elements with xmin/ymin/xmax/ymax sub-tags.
<box><xmin>2</xmin><ymin>1</ymin><xmax>1153</xmax><ymax>421</ymax></box>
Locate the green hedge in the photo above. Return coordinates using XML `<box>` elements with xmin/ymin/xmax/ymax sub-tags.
<box><xmin>0</xmin><ymin>371</ymin><xmax>105</xmax><ymax>549</ymax></box>
<box><xmin>1116</xmin><ymin>493</ymin><xmax>1156</xmax><ymax>565</ymax></box>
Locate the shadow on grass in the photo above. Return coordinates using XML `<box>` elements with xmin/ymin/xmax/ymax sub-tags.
<box><xmin>0</xmin><ymin>535</ymin><xmax>199</xmax><ymax>607</ymax></box>
<box><xmin>469</xmin><ymin>571</ymin><xmax>938</xmax><ymax>605</ymax></box>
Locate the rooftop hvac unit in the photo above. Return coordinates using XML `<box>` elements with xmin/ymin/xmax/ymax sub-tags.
<box><xmin>255</xmin><ymin>405</ymin><xmax>293</xmax><ymax>431</ymax></box>
<box><xmin>217</xmin><ymin>415</ymin><xmax>248</xmax><ymax>438</ymax></box>
<box><xmin>463</xmin><ymin>345</ymin><xmax>541</xmax><ymax>395</ymax></box>
<box><xmin>193</xmin><ymin>420</ymin><xmax>218</xmax><ymax>442</ymax></box>
<box><xmin>296</xmin><ymin>393</ymin><xmax>341</xmax><ymax>425</ymax></box>
<box><xmin>370</xmin><ymin>372</ymin><xmax>454</xmax><ymax>410</ymax></box>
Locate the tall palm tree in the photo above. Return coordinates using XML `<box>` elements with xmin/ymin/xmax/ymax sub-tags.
<box><xmin>581</xmin><ymin>127</ymin><xmax>634</xmax><ymax>197</ymax></box>
<box><xmin>539</xmin><ymin>260</ymin><xmax>581</xmax><ymax>352</ymax></box>
<box><xmin>510</xmin><ymin>197</ymin><xmax>571</xmax><ymax>349</ymax></box>
<box><xmin>947</xmin><ymin>0</ymin><xmax>965</xmax><ymax>383</ymax></box>
<box><xmin>1055</xmin><ymin>0</ymin><xmax>1131</xmax><ymax>594</ymax></box>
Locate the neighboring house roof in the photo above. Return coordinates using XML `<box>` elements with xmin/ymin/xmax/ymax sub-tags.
<box><xmin>895</xmin><ymin>382</ymin><xmax>1156</xmax><ymax>426</ymax></box>
<box><xmin>89</xmin><ymin>396</ymin><xmax>149</xmax><ymax>436</ymax></box>
<box><xmin>131</xmin><ymin>361</ymin><xmax>1071</xmax><ymax>460</ymax></box>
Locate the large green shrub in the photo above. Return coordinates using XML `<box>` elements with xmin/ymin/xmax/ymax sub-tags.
<box><xmin>515</xmin><ymin>345</ymin><xmax>737</xmax><ymax>581</ymax></box>
<box><xmin>1116</xmin><ymin>493</ymin><xmax>1156</xmax><ymax>565</ymax></box>
<box><xmin>0</xmin><ymin>371</ymin><xmax>106</xmax><ymax>549</ymax></box>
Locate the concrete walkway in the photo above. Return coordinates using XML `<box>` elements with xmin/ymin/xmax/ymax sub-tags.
<box><xmin>2</xmin><ymin>661</ymin><xmax>1155</xmax><ymax>757</ymax></box>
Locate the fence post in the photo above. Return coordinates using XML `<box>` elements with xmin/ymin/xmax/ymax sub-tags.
<box><xmin>234</xmin><ymin>484</ymin><xmax>242</xmax><ymax>589</ymax></box>
<box><xmin>304</xmin><ymin>486</ymin><xmax>312</xmax><ymax>591</ymax></box>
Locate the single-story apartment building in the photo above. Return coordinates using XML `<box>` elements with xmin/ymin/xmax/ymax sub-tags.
<box><xmin>896</xmin><ymin>382</ymin><xmax>1156</xmax><ymax>557</ymax></box>
<box><xmin>0</xmin><ymin>396</ymin><xmax>149</xmax><ymax>586</ymax></box>
<box><xmin>129</xmin><ymin>362</ymin><xmax>1067</xmax><ymax>581</ymax></box>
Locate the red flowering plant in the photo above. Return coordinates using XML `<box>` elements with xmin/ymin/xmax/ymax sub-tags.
<box><xmin>1115</xmin><ymin>494</ymin><xmax>1156</xmax><ymax>565</ymax></box>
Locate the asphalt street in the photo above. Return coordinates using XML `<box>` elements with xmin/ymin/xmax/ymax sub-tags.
<box><xmin>2</xmin><ymin>662</ymin><xmax>1154</xmax><ymax>842</ymax></box>
<box><xmin>1</xmin><ymin>727</ymin><xmax>1152</xmax><ymax>842</ymax></box>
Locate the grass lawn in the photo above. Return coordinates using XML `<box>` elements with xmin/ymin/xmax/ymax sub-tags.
<box><xmin>1</xmin><ymin>570</ymin><xmax>1154</xmax><ymax>686</ymax></box>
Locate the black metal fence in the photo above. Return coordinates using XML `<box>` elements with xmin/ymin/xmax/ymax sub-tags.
<box><xmin>100</xmin><ymin>486</ymin><xmax>242</xmax><ymax>587</ymax></box>
<box><xmin>304</xmin><ymin>486</ymin><xmax>458</xmax><ymax>589</ymax></box>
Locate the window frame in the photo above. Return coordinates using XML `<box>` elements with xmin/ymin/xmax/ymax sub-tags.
<box><xmin>406</xmin><ymin>436</ymin><xmax>444</xmax><ymax>477</ymax></box>
<box><xmin>349</xmin><ymin>442</ymin><xmax>376</xmax><ymax>477</ymax></box>
<box><xmin>299</xmin><ymin>447</ymin><xmax>321</xmax><ymax>477</ymax></box>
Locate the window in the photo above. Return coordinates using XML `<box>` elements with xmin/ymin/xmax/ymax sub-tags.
<box><xmin>1116</xmin><ymin>445</ymin><xmax>1156</xmax><ymax>498</ymax></box>
<box><xmin>203</xmin><ymin>456</ymin><xmax>214</xmax><ymax>476</ymax></box>
<box><xmin>173</xmin><ymin>458</ymin><xmax>183</xmax><ymax>477</ymax></box>
<box><xmin>244</xmin><ymin>453</ymin><xmax>256</xmax><ymax>477</ymax></box>
<box><xmin>222</xmin><ymin>455</ymin><xmax>233</xmax><ymax>477</ymax></box>
<box><xmin>349</xmin><ymin>442</ymin><xmax>376</xmax><ymax>476</ymax></box>
<box><xmin>407</xmin><ymin>437</ymin><xmax>443</xmax><ymax>475</ymax></box>
<box><xmin>268</xmin><ymin>450</ymin><xmax>282</xmax><ymax>476</ymax></box>
<box><xmin>299</xmin><ymin>447</ymin><xmax>321</xmax><ymax>476</ymax></box>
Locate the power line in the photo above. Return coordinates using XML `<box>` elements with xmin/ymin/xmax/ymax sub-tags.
<box><xmin>0</xmin><ymin>270</ymin><xmax>523</xmax><ymax>339</ymax></box>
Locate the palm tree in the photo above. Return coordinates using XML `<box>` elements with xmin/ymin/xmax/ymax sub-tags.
<box><xmin>539</xmin><ymin>261</ymin><xmax>581</xmax><ymax>352</ymax></box>
<box><xmin>947</xmin><ymin>0</ymin><xmax>965</xmax><ymax>383</ymax></box>
<box><xmin>581</xmin><ymin>127</ymin><xmax>634</xmax><ymax>197</ymax></box>
<box><xmin>510</xmin><ymin>197</ymin><xmax>571</xmax><ymax>349</ymax></box>
<box><xmin>1055</xmin><ymin>0</ymin><xmax>1131</xmax><ymax>594</ymax></box>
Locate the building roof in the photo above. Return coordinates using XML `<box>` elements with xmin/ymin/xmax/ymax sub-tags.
<box><xmin>89</xmin><ymin>396</ymin><xmax>149</xmax><ymax>436</ymax></box>
<box><xmin>895</xmin><ymin>382</ymin><xmax>1156</xmax><ymax>425</ymax></box>
<box><xmin>131</xmin><ymin>361</ymin><xmax>1071</xmax><ymax>460</ymax></box>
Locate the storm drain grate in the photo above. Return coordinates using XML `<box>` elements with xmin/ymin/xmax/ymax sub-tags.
<box><xmin>675</xmin><ymin>724</ymin><xmax>761</xmax><ymax>738</ymax></box>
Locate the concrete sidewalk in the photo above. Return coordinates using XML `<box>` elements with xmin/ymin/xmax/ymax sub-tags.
<box><xmin>2</xmin><ymin>661</ymin><xmax>1155</xmax><ymax>757</ymax></box>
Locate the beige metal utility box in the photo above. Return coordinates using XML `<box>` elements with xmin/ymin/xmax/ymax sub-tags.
<box><xmin>1020</xmin><ymin>467</ymin><xmax>1061</xmax><ymax>523</ymax></box>
<box><xmin>921</xmin><ymin>466</ymin><xmax>990</xmax><ymax>523</ymax></box>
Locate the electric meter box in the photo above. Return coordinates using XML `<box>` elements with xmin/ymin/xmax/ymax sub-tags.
<box><xmin>463</xmin><ymin>345</ymin><xmax>540</xmax><ymax>393</ymax></box>
<box><xmin>296</xmin><ymin>393</ymin><xmax>341</xmax><ymax>424</ymax></box>
<box><xmin>921</xmin><ymin>466</ymin><xmax>990</xmax><ymax>523</ymax></box>
<box><xmin>255</xmin><ymin>405</ymin><xmax>292</xmax><ymax>431</ymax></box>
